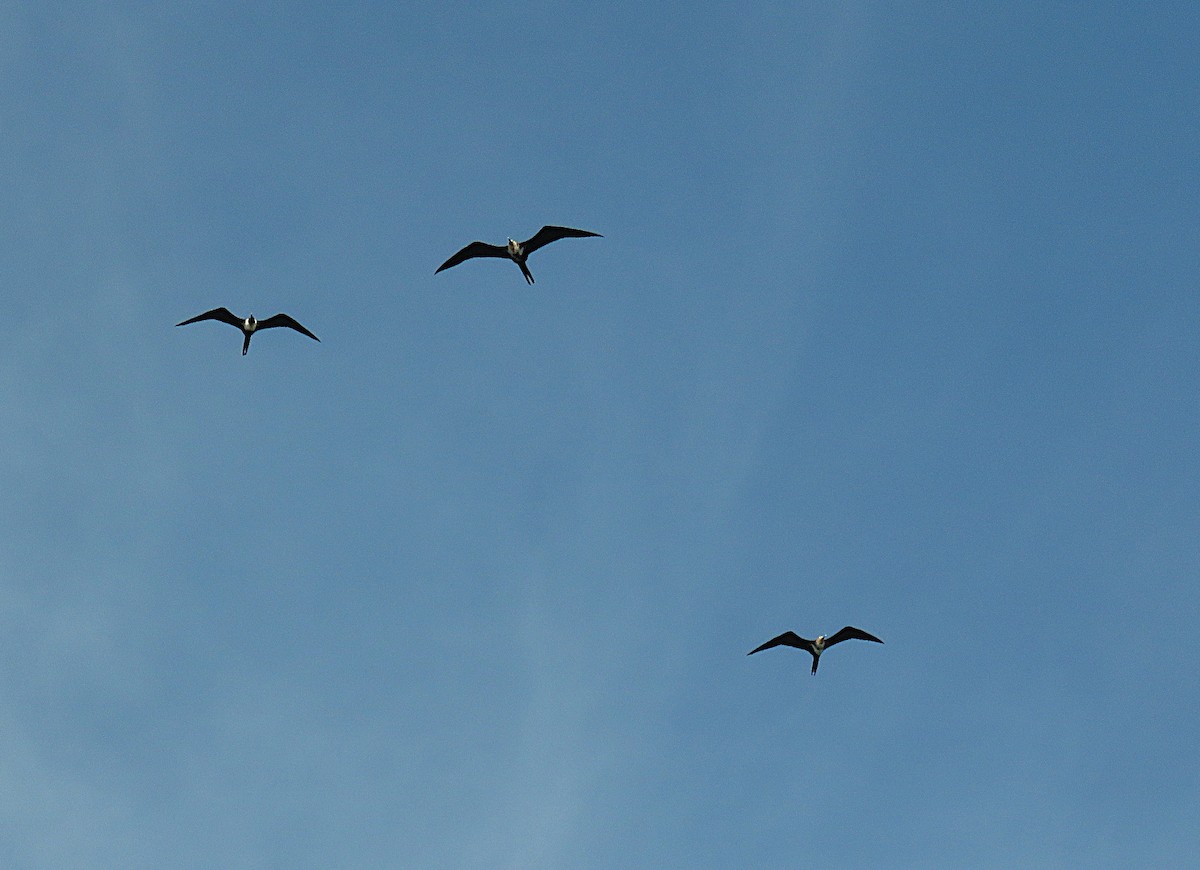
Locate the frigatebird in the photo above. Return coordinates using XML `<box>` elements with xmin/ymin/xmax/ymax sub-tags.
<box><xmin>748</xmin><ymin>626</ymin><xmax>883</xmax><ymax>674</ymax></box>
<box><xmin>176</xmin><ymin>307</ymin><xmax>320</xmax><ymax>355</ymax></box>
<box><xmin>435</xmin><ymin>225</ymin><xmax>602</xmax><ymax>284</ymax></box>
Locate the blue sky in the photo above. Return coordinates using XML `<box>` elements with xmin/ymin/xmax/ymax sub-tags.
<box><xmin>1</xmin><ymin>3</ymin><xmax>1198</xmax><ymax>867</ymax></box>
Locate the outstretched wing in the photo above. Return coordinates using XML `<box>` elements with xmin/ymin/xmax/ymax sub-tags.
<box><xmin>256</xmin><ymin>313</ymin><xmax>320</xmax><ymax>342</ymax></box>
<box><xmin>176</xmin><ymin>307</ymin><xmax>243</xmax><ymax>329</ymax></box>
<box><xmin>435</xmin><ymin>241</ymin><xmax>510</xmax><ymax>274</ymax></box>
<box><xmin>748</xmin><ymin>631</ymin><xmax>815</xmax><ymax>656</ymax></box>
<box><xmin>824</xmin><ymin>626</ymin><xmax>884</xmax><ymax>648</ymax></box>
<box><xmin>519</xmin><ymin>225</ymin><xmax>602</xmax><ymax>256</ymax></box>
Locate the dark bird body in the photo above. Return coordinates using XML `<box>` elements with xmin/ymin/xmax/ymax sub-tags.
<box><xmin>435</xmin><ymin>225</ymin><xmax>601</xmax><ymax>284</ymax></box>
<box><xmin>748</xmin><ymin>626</ymin><xmax>883</xmax><ymax>674</ymax></box>
<box><xmin>176</xmin><ymin>307</ymin><xmax>320</xmax><ymax>355</ymax></box>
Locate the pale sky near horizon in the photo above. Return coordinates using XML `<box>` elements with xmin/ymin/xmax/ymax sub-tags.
<box><xmin>1</xmin><ymin>3</ymin><xmax>1198</xmax><ymax>867</ymax></box>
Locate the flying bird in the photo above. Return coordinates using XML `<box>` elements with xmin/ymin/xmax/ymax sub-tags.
<box><xmin>435</xmin><ymin>225</ymin><xmax>602</xmax><ymax>284</ymax></box>
<box><xmin>176</xmin><ymin>307</ymin><xmax>320</xmax><ymax>355</ymax></box>
<box><xmin>748</xmin><ymin>626</ymin><xmax>883</xmax><ymax>674</ymax></box>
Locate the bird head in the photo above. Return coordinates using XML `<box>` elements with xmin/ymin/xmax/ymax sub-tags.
<box><xmin>507</xmin><ymin>238</ymin><xmax>521</xmax><ymax>256</ymax></box>
<box><xmin>246</xmin><ymin>314</ymin><xmax>256</xmax><ymax>330</ymax></box>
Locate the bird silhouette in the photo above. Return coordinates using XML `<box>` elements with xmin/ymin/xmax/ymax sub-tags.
<box><xmin>435</xmin><ymin>225</ymin><xmax>601</xmax><ymax>284</ymax></box>
<box><xmin>748</xmin><ymin>626</ymin><xmax>883</xmax><ymax>674</ymax></box>
<box><xmin>176</xmin><ymin>307</ymin><xmax>320</xmax><ymax>355</ymax></box>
